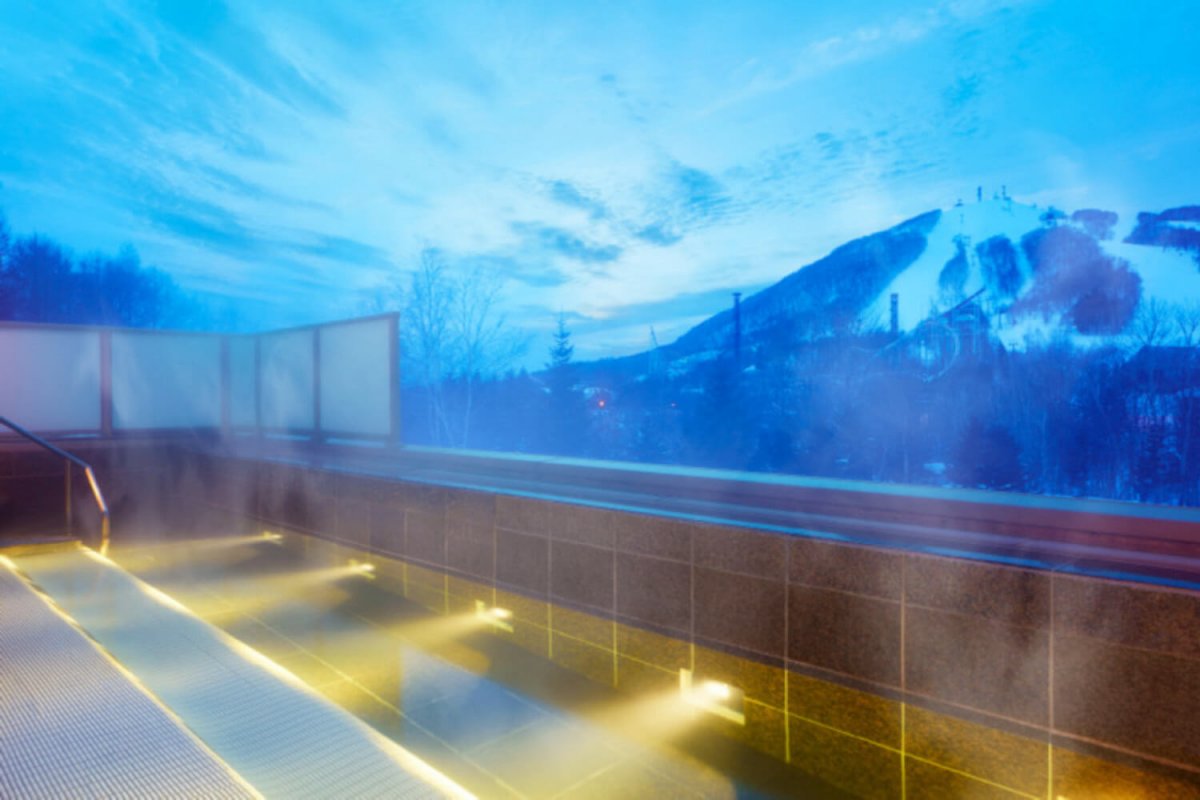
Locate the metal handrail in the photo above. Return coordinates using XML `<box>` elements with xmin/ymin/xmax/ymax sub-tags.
<box><xmin>0</xmin><ymin>416</ymin><xmax>111</xmax><ymax>554</ymax></box>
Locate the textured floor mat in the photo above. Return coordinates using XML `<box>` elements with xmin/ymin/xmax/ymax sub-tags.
<box><xmin>12</xmin><ymin>547</ymin><xmax>471</xmax><ymax>799</ymax></box>
<box><xmin>0</xmin><ymin>561</ymin><xmax>257</xmax><ymax>799</ymax></box>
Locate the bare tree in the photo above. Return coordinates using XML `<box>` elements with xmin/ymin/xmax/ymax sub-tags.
<box><xmin>1125</xmin><ymin>297</ymin><xmax>1174</xmax><ymax>352</ymax></box>
<box><xmin>1172</xmin><ymin>303</ymin><xmax>1200</xmax><ymax>496</ymax></box>
<box><xmin>403</xmin><ymin>251</ymin><xmax>456</xmax><ymax>442</ymax></box>
<box><xmin>1173</xmin><ymin>302</ymin><xmax>1200</xmax><ymax>347</ymax></box>
<box><xmin>368</xmin><ymin>249</ymin><xmax>527</xmax><ymax>446</ymax></box>
<box><xmin>447</xmin><ymin>264</ymin><xmax>527</xmax><ymax>446</ymax></box>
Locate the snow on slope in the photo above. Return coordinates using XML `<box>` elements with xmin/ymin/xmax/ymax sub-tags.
<box><xmin>865</xmin><ymin>197</ymin><xmax>1043</xmax><ymax>331</ymax></box>
<box><xmin>648</xmin><ymin>198</ymin><xmax>1200</xmax><ymax>371</ymax></box>
<box><xmin>1105</xmin><ymin>241</ymin><xmax>1200</xmax><ymax>308</ymax></box>
<box><xmin>988</xmin><ymin>238</ymin><xmax>1200</xmax><ymax>351</ymax></box>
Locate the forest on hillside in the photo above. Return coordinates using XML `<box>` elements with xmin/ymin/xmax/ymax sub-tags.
<box><xmin>403</xmin><ymin>324</ymin><xmax>1200</xmax><ymax>506</ymax></box>
<box><xmin>392</xmin><ymin>235</ymin><xmax>1200</xmax><ymax>508</ymax></box>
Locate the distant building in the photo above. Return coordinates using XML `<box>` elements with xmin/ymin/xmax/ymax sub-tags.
<box><xmin>904</xmin><ymin>292</ymin><xmax>994</xmax><ymax>380</ymax></box>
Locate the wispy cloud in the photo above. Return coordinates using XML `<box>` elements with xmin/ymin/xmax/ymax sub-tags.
<box><xmin>1</xmin><ymin>0</ymin><xmax>1197</xmax><ymax>363</ymax></box>
<box><xmin>146</xmin><ymin>207</ymin><xmax>260</xmax><ymax>256</ymax></box>
<box><xmin>545</xmin><ymin>180</ymin><xmax>610</xmax><ymax>221</ymax></box>
<box><xmin>285</xmin><ymin>234</ymin><xmax>392</xmax><ymax>267</ymax></box>
<box><xmin>703</xmin><ymin>0</ymin><xmax>1034</xmax><ymax>116</ymax></box>
<box><xmin>574</xmin><ymin>286</ymin><xmax>759</xmax><ymax>334</ymax></box>
<box><xmin>511</xmin><ymin>222</ymin><xmax>622</xmax><ymax>267</ymax></box>
<box><xmin>633</xmin><ymin>223</ymin><xmax>681</xmax><ymax>247</ymax></box>
<box><xmin>460</xmin><ymin>253</ymin><xmax>570</xmax><ymax>289</ymax></box>
<box><xmin>153</xmin><ymin>0</ymin><xmax>346</xmax><ymax>118</ymax></box>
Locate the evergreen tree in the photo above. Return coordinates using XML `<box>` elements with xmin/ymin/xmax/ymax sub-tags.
<box><xmin>548</xmin><ymin>313</ymin><xmax>574</xmax><ymax>369</ymax></box>
<box><xmin>544</xmin><ymin>314</ymin><xmax>586</xmax><ymax>455</ymax></box>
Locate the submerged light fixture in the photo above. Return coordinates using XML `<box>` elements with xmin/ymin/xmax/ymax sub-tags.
<box><xmin>261</xmin><ymin>531</ymin><xmax>284</xmax><ymax>544</ymax></box>
<box><xmin>474</xmin><ymin>600</ymin><xmax>514</xmax><ymax>632</ymax></box>
<box><xmin>679</xmin><ymin>668</ymin><xmax>746</xmax><ymax>726</ymax></box>
<box><xmin>348</xmin><ymin>559</ymin><xmax>376</xmax><ymax>579</ymax></box>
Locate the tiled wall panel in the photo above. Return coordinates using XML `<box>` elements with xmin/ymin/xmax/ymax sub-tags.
<box><xmin>66</xmin><ymin>446</ymin><xmax>1200</xmax><ymax>797</ymax></box>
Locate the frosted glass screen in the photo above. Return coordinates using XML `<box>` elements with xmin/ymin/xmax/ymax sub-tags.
<box><xmin>111</xmin><ymin>333</ymin><xmax>221</xmax><ymax>429</ymax></box>
<box><xmin>0</xmin><ymin>328</ymin><xmax>101</xmax><ymax>431</ymax></box>
<box><xmin>319</xmin><ymin>318</ymin><xmax>393</xmax><ymax>437</ymax></box>
<box><xmin>228</xmin><ymin>337</ymin><xmax>257</xmax><ymax>428</ymax></box>
<box><xmin>259</xmin><ymin>330</ymin><xmax>314</xmax><ymax>430</ymax></box>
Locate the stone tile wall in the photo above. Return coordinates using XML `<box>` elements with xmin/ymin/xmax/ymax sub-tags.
<box><xmin>8</xmin><ymin>443</ymin><xmax>1198</xmax><ymax>798</ymax></box>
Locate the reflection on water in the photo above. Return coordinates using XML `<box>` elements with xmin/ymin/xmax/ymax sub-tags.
<box><xmin>106</xmin><ymin>534</ymin><xmax>1199</xmax><ymax>800</ymax></box>
<box><xmin>109</xmin><ymin>537</ymin><xmax>778</xmax><ymax>799</ymax></box>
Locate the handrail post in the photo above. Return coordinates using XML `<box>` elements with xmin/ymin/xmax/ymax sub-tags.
<box><xmin>2</xmin><ymin>416</ymin><xmax>110</xmax><ymax>553</ymax></box>
<box><xmin>83</xmin><ymin>467</ymin><xmax>110</xmax><ymax>555</ymax></box>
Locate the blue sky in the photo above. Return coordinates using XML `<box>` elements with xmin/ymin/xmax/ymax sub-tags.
<box><xmin>1</xmin><ymin>0</ymin><xmax>1198</xmax><ymax>361</ymax></box>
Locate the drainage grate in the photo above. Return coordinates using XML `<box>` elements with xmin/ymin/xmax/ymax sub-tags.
<box><xmin>0</xmin><ymin>561</ymin><xmax>257</xmax><ymax>799</ymax></box>
<box><xmin>12</xmin><ymin>547</ymin><xmax>471</xmax><ymax>799</ymax></box>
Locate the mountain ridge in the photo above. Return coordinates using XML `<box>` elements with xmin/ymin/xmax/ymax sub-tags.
<box><xmin>573</xmin><ymin>198</ymin><xmax>1200</xmax><ymax>381</ymax></box>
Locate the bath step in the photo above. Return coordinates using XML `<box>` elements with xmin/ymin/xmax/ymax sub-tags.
<box><xmin>0</xmin><ymin>555</ymin><xmax>258</xmax><ymax>799</ymax></box>
<box><xmin>6</xmin><ymin>545</ymin><xmax>472</xmax><ymax>799</ymax></box>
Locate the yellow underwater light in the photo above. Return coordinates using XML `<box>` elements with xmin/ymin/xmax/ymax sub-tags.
<box><xmin>679</xmin><ymin>669</ymin><xmax>746</xmax><ymax>726</ymax></box>
<box><xmin>474</xmin><ymin>600</ymin><xmax>514</xmax><ymax>632</ymax></box>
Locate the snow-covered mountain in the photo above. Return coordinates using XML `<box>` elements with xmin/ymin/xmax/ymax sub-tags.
<box><xmin>655</xmin><ymin>198</ymin><xmax>1200</xmax><ymax>366</ymax></box>
<box><xmin>864</xmin><ymin>198</ymin><xmax>1043</xmax><ymax>332</ymax></box>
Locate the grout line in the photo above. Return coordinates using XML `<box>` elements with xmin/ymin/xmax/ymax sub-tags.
<box><xmin>786</xmin><ymin>576</ymin><xmax>907</xmax><ymax>605</ymax></box>
<box><xmin>616</xmin><ymin>650</ymin><xmax>690</xmax><ymax>678</ymax></box>
<box><xmin>1043</xmin><ymin>731</ymin><xmax>1200</xmax><ymax>777</ymax></box>
<box><xmin>1047</xmin><ymin>572</ymin><xmax>1055</xmax><ymax>800</ymax></box>
<box><xmin>898</xmin><ymin>687</ymin><xmax>1051</xmax><ymax>734</ymax></box>
<box><xmin>901</xmin><ymin>554</ymin><xmax>908</xmax><ymax>800</ymax></box>
<box><xmin>789</xmin><ymin>710</ymin><xmax>903</xmax><ymax>753</ymax></box>
<box><xmin>612</xmin><ymin>518</ymin><xmax>619</xmax><ymax>688</ymax></box>
<box><xmin>689</xmin><ymin>527</ymin><xmax>696</xmax><ymax>673</ymax></box>
<box><xmin>904</xmin><ymin>599</ymin><xmax>1051</xmax><ymax>633</ymax></box>
<box><xmin>548</xmin><ymin>755</ymin><xmax>634</xmax><ymax>800</ymax></box>
<box><xmin>244</xmin><ymin>603</ymin><xmax>529</xmax><ymax>798</ymax></box>
<box><xmin>401</xmin><ymin>508</ymin><xmax>409</xmax><ymax>599</ymax></box>
<box><xmin>491</xmin><ymin>509</ymin><xmax>498</xmax><ymax>611</ymax></box>
<box><xmin>547</xmin><ymin>520</ymin><xmax>554</xmax><ymax>660</ymax></box>
<box><xmin>791</xmin><ymin>708</ymin><xmax>1037</xmax><ymax>800</ymax></box>
<box><xmin>904</xmin><ymin>754</ymin><xmax>1041</xmax><ymax>800</ymax></box>
<box><xmin>1046</xmin><ymin>628</ymin><xmax>1200</xmax><ymax>665</ymax></box>
<box><xmin>783</xmin><ymin>542</ymin><xmax>792</xmax><ymax>765</ymax></box>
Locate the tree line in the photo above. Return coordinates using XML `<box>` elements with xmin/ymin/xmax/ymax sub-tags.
<box><xmin>6</xmin><ymin>207</ymin><xmax>1197</xmax><ymax>507</ymax></box>
<box><xmin>0</xmin><ymin>211</ymin><xmax>185</xmax><ymax>327</ymax></box>
<box><xmin>391</xmin><ymin>269</ymin><xmax>1200</xmax><ymax>507</ymax></box>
